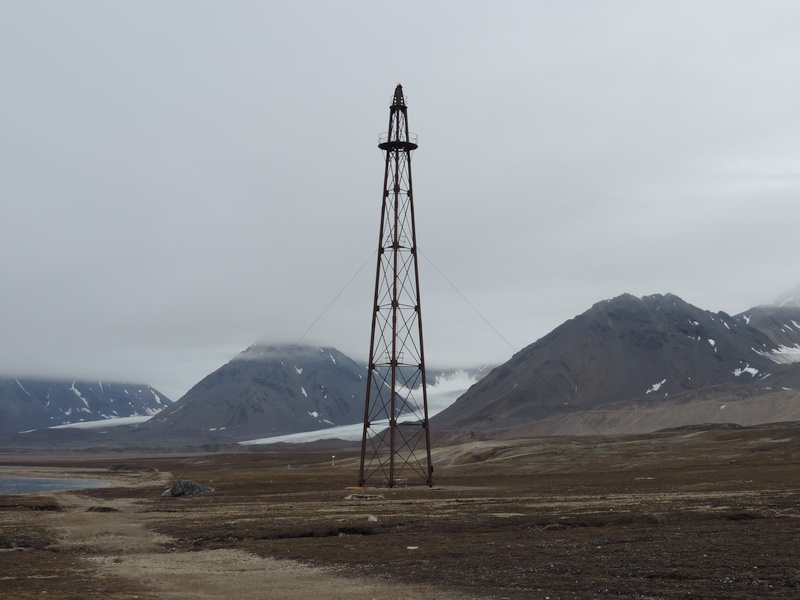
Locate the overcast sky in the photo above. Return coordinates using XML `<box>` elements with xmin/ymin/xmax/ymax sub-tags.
<box><xmin>2</xmin><ymin>1</ymin><xmax>799</xmax><ymax>401</ymax></box>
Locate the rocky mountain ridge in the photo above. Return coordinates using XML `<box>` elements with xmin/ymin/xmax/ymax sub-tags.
<box><xmin>433</xmin><ymin>292</ymin><xmax>800</xmax><ymax>433</ymax></box>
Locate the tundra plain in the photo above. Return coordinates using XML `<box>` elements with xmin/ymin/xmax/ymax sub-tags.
<box><xmin>1</xmin><ymin>423</ymin><xmax>798</xmax><ymax>599</ymax></box>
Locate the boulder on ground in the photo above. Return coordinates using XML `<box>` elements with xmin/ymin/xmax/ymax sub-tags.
<box><xmin>161</xmin><ymin>479</ymin><xmax>214</xmax><ymax>497</ymax></box>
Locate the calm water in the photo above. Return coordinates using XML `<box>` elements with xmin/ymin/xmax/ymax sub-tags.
<box><xmin>0</xmin><ymin>476</ymin><xmax>109</xmax><ymax>495</ymax></box>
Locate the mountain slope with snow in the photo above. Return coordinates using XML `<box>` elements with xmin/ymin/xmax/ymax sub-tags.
<box><xmin>434</xmin><ymin>293</ymin><xmax>800</xmax><ymax>432</ymax></box>
<box><xmin>145</xmin><ymin>344</ymin><xmax>368</xmax><ymax>440</ymax></box>
<box><xmin>735</xmin><ymin>299</ymin><xmax>800</xmax><ymax>360</ymax></box>
<box><xmin>0</xmin><ymin>378</ymin><xmax>170</xmax><ymax>435</ymax></box>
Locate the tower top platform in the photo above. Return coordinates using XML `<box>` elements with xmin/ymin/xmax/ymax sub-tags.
<box><xmin>378</xmin><ymin>132</ymin><xmax>418</xmax><ymax>151</ymax></box>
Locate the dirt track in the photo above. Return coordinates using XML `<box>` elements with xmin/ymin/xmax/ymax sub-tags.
<box><xmin>1</xmin><ymin>424</ymin><xmax>799</xmax><ymax>599</ymax></box>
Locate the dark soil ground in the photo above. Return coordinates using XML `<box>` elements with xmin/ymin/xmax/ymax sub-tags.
<box><xmin>1</xmin><ymin>423</ymin><xmax>798</xmax><ymax>599</ymax></box>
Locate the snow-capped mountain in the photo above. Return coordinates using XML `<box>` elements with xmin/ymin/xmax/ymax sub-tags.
<box><xmin>0</xmin><ymin>379</ymin><xmax>170</xmax><ymax>435</ymax></box>
<box><xmin>145</xmin><ymin>343</ymin><xmax>368</xmax><ymax>440</ymax></box>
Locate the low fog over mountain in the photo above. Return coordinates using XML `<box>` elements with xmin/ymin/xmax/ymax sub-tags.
<box><xmin>5</xmin><ymin>287</ymin><xmax>799</xmax><ymax>447</ymax></box>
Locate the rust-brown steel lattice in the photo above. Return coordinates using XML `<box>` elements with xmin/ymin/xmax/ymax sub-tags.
<box><xmin>358</xmin><ymin>84</ymin><xmax>433</xmax><ymax>488</ymax></box>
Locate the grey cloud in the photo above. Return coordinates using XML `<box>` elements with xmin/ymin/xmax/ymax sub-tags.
<box><xmin>1</xmin><ymin>2</ymin><xmax>798</xmax><ymax>400</ymax></box>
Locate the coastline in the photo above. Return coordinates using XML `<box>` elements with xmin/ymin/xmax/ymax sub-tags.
<box><xmin>0</xmin><ymin>474</ymin><xmax>110</xmax><ymax>495</ymax></box>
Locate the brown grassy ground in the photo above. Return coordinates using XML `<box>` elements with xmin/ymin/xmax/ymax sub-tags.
<box><xmin>1</xmin><ymin>424</ymin><xmax>799</xmax><ymax>599</ymax></box>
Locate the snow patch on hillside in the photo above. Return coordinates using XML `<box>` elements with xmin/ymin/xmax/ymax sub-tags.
<box><xmin>71</xmin><ymin>382</ymin><xmax>90</xmax><ymax>408</ymax></box>
<box><xmin>646</xmin><ymin>379</ymin><xmax>666</xmax><ymax>394</ymax></box>
<box><xmin>734</xmin><ymin>365</ymin><xmax>759</xmax><ymax>377</ymax></box>
<box><xmin>15</xmin><ymin>379</ymin><xmax>31</xmax><ymax>397</ymax></box>
<box><xmin>756</xmin><ymin>344</ymin><xmax>800</xmax><ymax>364</ymax></box>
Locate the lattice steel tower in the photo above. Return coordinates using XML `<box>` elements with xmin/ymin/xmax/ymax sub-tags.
<box><xmin>358</xmin><ymin>84</ymin><xmax>434</xmax><ymax>488</ymax></box>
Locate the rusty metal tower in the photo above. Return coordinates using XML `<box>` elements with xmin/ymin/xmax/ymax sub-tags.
<box><xmin>358</xmin><ymin>84</ymin><xmax>434</xmax><ymax>488</ymax></box>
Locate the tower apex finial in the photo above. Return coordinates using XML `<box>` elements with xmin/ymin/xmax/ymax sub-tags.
<box><xmin>392</xmin><ymin>84</ymin><xmax>405</xmax><ymax>107</ymax></box>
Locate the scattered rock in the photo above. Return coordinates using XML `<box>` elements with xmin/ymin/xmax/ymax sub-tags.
<box><xmin>344</xmin><ymin>493</ymin><xmax>384</xmax><ymax>501</ymax></box>
<box><xmin>162</xmin><ymin>480</ymin><xmax>215</xmax><ymax>498</ymax></box>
